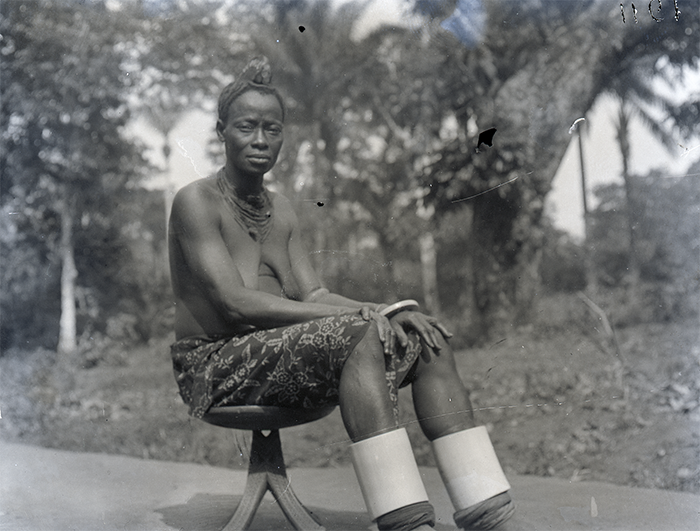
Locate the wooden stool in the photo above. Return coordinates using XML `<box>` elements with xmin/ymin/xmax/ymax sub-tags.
<box><xmin>202</xmin><ymin>405</ymin><xmax>336</xmax><ymax>531</ymax></box>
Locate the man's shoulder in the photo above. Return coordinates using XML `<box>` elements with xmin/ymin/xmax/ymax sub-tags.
<box><xmin>268</xmin><ymin>190</ymin><xmax>298</xmax><ymax>223</ymax></box>
<box><xmin>178</xmin><ymin>174</ymin><xmax>218</xmax><ymax>195</ymax></box>
<box><xmin>268</xmin><ymin>189</ymin><xmax>291</xmax><ymax>208</ymax></box>
<box><xmin>173</xmin><ymin>176</ymin><xmax>219</xmax><ymax>207</ymax></box>
<box><xmin>170</xmin><ymin>176</ymin><xmax>222</xmax><ymax>228</ymax></box>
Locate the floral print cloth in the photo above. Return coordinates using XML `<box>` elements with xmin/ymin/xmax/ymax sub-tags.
<box><xmin>170</xmin><ymin>314</ymin><xmax>422</xmax><ymax>419</ymax></box>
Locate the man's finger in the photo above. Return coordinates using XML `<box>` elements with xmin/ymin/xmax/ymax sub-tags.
<box><xmin>380</xmin><ymin>324</ymin><xmax>395</xmax><ymax>356</ymax></box>
<box><xmin>392</xmin><ymin>321</ymin><xmax>409</xmax><ymax>348</ymax></box>
<box><xmin>413</xmin><ymin>320</ymin><xmax>436</xmax><ymax>349</ymax></box>
<box><xmin>435</xmin><ymin>322</ymin><xmax>453</xmax><ymax>338</ymax></box>
<box><xmin>385</xmin><ymin>329</ymin><xmax>395</xmax><ymax>356</ymax></box>
<box><xmin>419</xmin><ymin>338</ymin><xmax>433</xmax><ymax>363</ymax></box>
<box><xmin>372</xmin><ymin>313</ymin><xmax>395</xmax><ymax>356</ymax></box>
<box><xmin>426</xmin><ymin>317</ymin><xmax>453</xmax><ymax>339</ymax></box>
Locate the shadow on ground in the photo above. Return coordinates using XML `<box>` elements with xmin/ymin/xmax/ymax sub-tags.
<box><xmin>156</xmin><ymin>493</ymin><xmax>461</xmax><ymax>531</ymax></box>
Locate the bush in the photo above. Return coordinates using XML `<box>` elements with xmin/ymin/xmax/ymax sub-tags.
<box><xmin>539</xmin><ymin>224</ymin><xmax>587</xmax><ymax>294</ymax></box>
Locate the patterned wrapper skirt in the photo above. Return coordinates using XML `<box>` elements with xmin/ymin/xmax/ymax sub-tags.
<box><xmin>170</xmin><ymin>314</ymin><xmax>423</xmax><ymax>419</ymax></box>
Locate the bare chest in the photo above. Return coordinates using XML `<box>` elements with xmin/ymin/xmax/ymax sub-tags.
<box><xmin>218</xmin><ymin>205</ymin><xmax>292</xmax><ymax>290</ymax></box>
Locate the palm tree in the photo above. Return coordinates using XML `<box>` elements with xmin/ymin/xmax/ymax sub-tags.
<box><xmin>218</xmin><ymin>0</ymin><xmax>392</xmax><ymax>283</ymax></box>
<box><xmin>608</xmin><ymin>60</ymin><xmax>687</xmax><ymax>287</ymax></box>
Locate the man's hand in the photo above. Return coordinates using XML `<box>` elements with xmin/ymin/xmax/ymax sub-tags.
<box><xmin>358</xmin><ymin>307</ymin><xmax>398</xmax><ymax>357</ymax></box>
<box><xmin>358</xmin><ymin>306</ymin><xmax>451</xmax><ymax>360</ymax></box>
<box><xmin>390</xmin><ymin>311</ymin><xmax>453</xmax><ymax>363</ymax></box>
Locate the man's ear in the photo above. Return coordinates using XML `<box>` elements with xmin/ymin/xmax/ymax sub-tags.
<box><xmin>216</xmin><ymin>119</ymin><xmax>225</xmax><ymax>142</ymax></box>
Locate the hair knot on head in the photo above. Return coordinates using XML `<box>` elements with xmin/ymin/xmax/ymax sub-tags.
<box><xmin>242</xmin><ymin>56</ymin><xmax>273</xmax><ymax>85</ymax></box>
<box><xmin>217</xmin><ymin>56</ymin><xmax>285</xmax><ymax>125</ymax></box>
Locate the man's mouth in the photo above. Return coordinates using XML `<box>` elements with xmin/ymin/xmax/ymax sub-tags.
<box><xmin>247</xmin><ymin>155</ymin><xmax>270</xmax><ymax>164</ymax></box>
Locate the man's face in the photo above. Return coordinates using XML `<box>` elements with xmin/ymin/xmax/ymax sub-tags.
<box><xmin>217</xmin><ymin>90</ymin><xmax>284</xmax><ymax>178</ymax></box>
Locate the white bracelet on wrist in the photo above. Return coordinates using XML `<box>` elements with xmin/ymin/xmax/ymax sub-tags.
<box><xmin>379</xmin><ymin>299</ymin><xmax>420</xmax><ymax>318</ymax></box>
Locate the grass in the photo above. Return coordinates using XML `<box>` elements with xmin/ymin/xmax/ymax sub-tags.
<box><xmin>1</xmin><ymin>294</ymin><xmax>698</xmax><ymax>493</ymax></box>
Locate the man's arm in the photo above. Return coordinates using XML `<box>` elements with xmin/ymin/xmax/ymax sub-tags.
<box><xmin>304</xmin><ymin>287</ymin><xmax>385</xmax><ymax>310</ymax></box>
<box><xmin>170</xmin><ymin>183</ymin><xmax>359</xmax><ymax>330</ymax></box>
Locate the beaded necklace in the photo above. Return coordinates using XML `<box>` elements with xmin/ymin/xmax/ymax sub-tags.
<box><xmin>216</xmin><ymin>168</ymin><xmax>274</xmax><ymax>243</ymax></box>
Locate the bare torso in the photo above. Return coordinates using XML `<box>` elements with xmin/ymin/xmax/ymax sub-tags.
<box><xmin>169</xmin><ymin>176</ymin><xmax>304</xmax><ymax>339</ymax></box>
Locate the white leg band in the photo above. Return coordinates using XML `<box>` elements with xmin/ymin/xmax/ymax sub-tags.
<box><xmin>432</xmin><ymin>426</ymin><xmax>511</xmax><ymax>510</ymax></box>
<box><xmin>350</xmin><ymin>428</ymin><xmax>430</xmax><ymax>520</ymax></box>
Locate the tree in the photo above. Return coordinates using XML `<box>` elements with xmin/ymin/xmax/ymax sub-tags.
<box><xmin>408</xmin><ymin>0</ymin><xmax>699</xmax><ymax>336</ymax></box>
<box><xmin>1</xmin><ymin>0</ymin><xmax>146</xmax><ymax>352</ymax></box>
<box><xmin>588</xmin><ymin>163</ymin><xmax>700</xmax><ymax>321</ymax></box>
<box><xmin>335</xmin><ymin>20</ymin><xmax>464</xmax><ymax>313</ymax></box>
<box><xmin>607</xmin><ymin>61</ymin><xmax>699</xmax><ymax>287</ymax></box>
<box><xmin>231</xmin><ymin>0</ymin><xmax>377</xmax><ymax>266</ymax></box>
<box><xmin>403</xmin><ymin>0</ymin><xmax>608</xmax><ymax>334</ymax></box>
<box><xmin>580</xmin><ymin>0</ymin><xmax>699</xmax><ymax>291</ymax></box>
<box><xmin>119</xmin><ymin>0</ymin><xmax>250</xmax><ymax>280</ymax></box>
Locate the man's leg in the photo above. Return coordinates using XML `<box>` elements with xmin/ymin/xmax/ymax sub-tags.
<box><xmin>339</xmin><ymin>323</ymin><xmax>435</xmax><ymax>531</ymax></box>
<box><xmin>338</xmin><ymin>322</ymin><xmax>396</xmax><ymax>442</ymax></box>
<box><xmin>412</xmin><ymin>339</ymin><xmax>515</xmax><ymax>530</ymax></box>
<box><xmin>411</xmin><ymin>337</ymin><xmax>476</xmax><ymax>440</ymax></box>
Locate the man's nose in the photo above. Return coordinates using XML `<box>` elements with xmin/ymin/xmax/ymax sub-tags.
<box><xmin>251</xmin><ymin>127</ymin><xmax>268</xmax><ymax>147</ymax></box>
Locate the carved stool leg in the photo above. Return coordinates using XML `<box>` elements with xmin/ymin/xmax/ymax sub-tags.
<box><xmin>221</xmin><ymin>430</ymin><xmax>325</xmax><ymax>531</ymax></box>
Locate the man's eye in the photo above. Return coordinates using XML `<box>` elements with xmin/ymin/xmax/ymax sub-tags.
<box><xmin>267</xmin><ymin>127</ymin><xmax>282</xmax><ymax>136</ymax></box>
<box><xmin>237</xmin><ymin>125</ymin><xmax>254</xmax><ymax>133</ymax></box>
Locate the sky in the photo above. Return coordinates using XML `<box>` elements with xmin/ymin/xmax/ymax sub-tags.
<box><xmin>132</xmin><ymin>0</ymin><xmax>700</xmax><ymax>239</ymax></box>
<box><xmin>549</xmin><ymin>89</ymin><xmax>700</xmax><ymax>239</ymax></box>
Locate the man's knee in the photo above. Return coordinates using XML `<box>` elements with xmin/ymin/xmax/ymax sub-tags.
<box><xmin>416</xmin><ymin>339</ymin><xmax>460</xmax><ymax>378</ymax></box>
<box><xmin>350</xmin><ymin>321</ymin><xmax>385</xmax><ymax>366</ymax></box>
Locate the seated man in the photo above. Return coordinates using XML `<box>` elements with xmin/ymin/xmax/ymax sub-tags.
<box><xmin>168</xmin><ymin>57</ymin><xmax>515</xmax><ymax>531</ymax></box>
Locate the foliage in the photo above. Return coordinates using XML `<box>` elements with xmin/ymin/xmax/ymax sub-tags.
<box><xmin>1</xmin><ymin>0</ymin><xmax>247</xmax><ymax>352</ymax></box>
<box><xmin>2</xmin><ymin>0</ymin><xmax>699</xmax><ymax>351</ymax></box>
<box><xmin>409</xmin><ymin>0</ymin><xmax>699</xmax><ymax>335</ymax></box>
<box><xmin>538</xmin><ymin>222</ymin><xmax>588</xmax><ymax>294</ymax></box>
<box><xmin>0</xmin><ymin>0</ymin><xmax>147</xmax><ymax>350</ymax></box>
<box><xmin>588</xmin><ymin>162</ymin><xmax>700</xmax><ymax>322</ymax></box>
<box><xmin>0</xmin><ymin>211</ymin><xmax>62</xmax><ymax>349</ymax></box>
<box><xmin>119</xmin><ymin>0</ymin><xmax>247</xmax><ymax>159</ymax></box>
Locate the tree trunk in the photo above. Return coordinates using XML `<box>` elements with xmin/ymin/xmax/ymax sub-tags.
<box><xmin>576</xmin><ymin>119</ymin><xmax>598</xmax><ymax>293</ymax></box>
<box><xmin>616</xmin><ymin>100</ymin><xmax>640</xmax><ymax>287</ymax></box>
<box><xmin>471</xmin><ymin>196</ymin><xmax>500</xmax><ymax>338</ymax></box>
<box><xmin>469</xmin><ymin>189</ymin><xmax>544</xmax><ymax>338</ymax></box>
<box><xmin>419</xmin><ymin>231</ymin><xmax>440</xmax><ymax>315</ymax></box>
<box><xmin>161</xmin><ymin>135</ymin><xmax>172</xmax><ymax>285</ymax></box>
<box><xmin>57</xmin><ymin>197</ymin><xmax>77</xmax><ymax>354</ymax></box>
<box><xmin>460</xmin><ymin>204</ymin><xmax>476</xmax><ymax>329</ymax></box>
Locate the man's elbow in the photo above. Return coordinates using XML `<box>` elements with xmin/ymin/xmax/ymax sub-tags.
<box><xmin>303</xmin><ymin>287</ymin><xmax>329</xmax><ymax>303</ymax></box>
<box><xmin>219</xmin><ymin>293</ymin><xmax>272</xmax><ymax>326</ymax></box>
<box><xmin>198</xmin><ymin>282</ymin><xmax>248</xmax><ymax>324</ymax></box>
<box><xmin>219</xmin><ymin>298</ymin><xmax>249</xmax><ymax>323</ymax></box>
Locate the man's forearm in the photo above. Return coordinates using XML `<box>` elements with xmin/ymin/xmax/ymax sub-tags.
<box><xmin>304</xmin><ymin>287</ymin><xmax>382</xmax><ymax>311</ymax></box>
<box><xmin>202</xmin><ymin>283</ymin><xmax>358</xmax><ymax>330</ymax></box>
